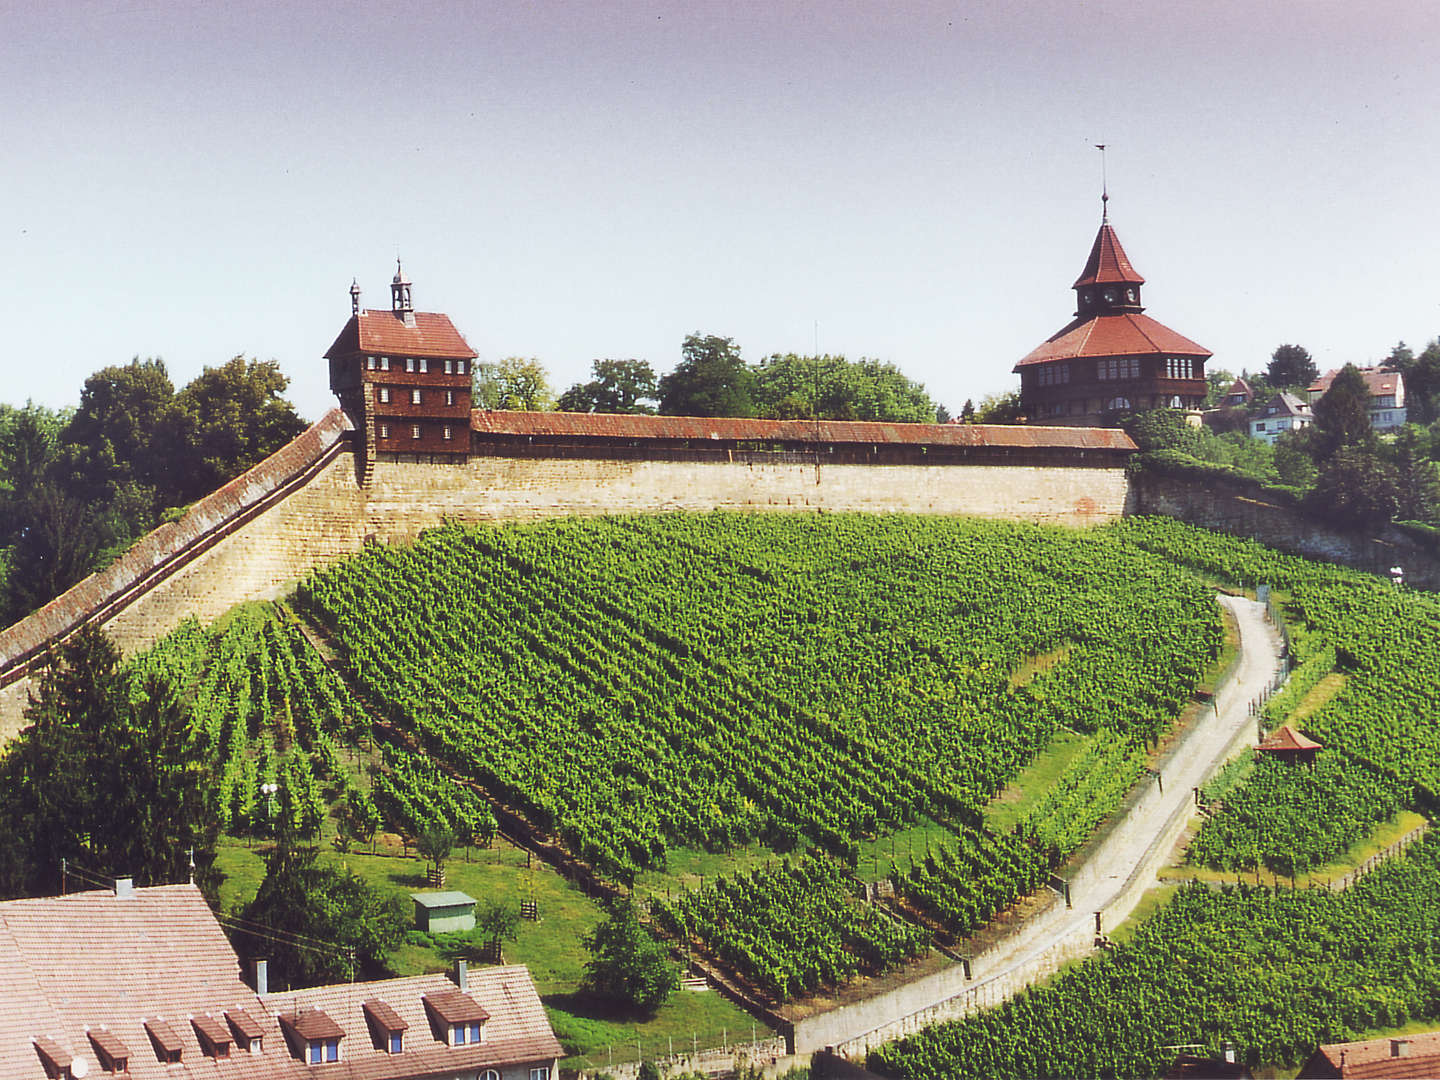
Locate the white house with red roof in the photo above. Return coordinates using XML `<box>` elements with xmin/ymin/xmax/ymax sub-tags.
<box><xmin>1015</xmin><ymin>200</ymin><xmax>1212</xmax><ymax>425</ymax></box>
<box><xmin>0</xmin><ymin>880</ymin><xmax>561</xmax><ymax>1080</ymax></box>
<box><xmin>1305</xmin><ymin>368</ymin><xmax>1407</xmax><ymax>431</ymax></box>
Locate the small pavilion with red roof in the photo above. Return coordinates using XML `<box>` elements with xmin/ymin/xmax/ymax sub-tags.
<box><xmin>1015</xmin><ymin>199</ymin><xmax>1211</xmax><ymax>425</ymax></box>
<box><xmin>1257</xmin><ymin>724</ymin><xmax>1323</xmax><ymax>766</ymax></box>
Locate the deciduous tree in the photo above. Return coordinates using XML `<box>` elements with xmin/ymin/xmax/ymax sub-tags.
<box><xmin>558</xmin><ymin>359</ymin><xmax>658</xmax><ymax>414</ymax></box>
<box><xmin>658</xmin><ymin>334</ymin><xmax>755</xmax><ymax>417</ymax></box>
<box><xmin>581</xmin><ymin>901</ymin><xmax>678</xmax><ymax>1015</ymax></box>
<box><xmin>1266</xmin><ymin>344</ymin><xmax>1318</xmax><ymax>389</ymax></box>
<box><xmin>475</xmin><ymin>357</ymin><xmax>555</xmax><ymax>411</ymax></box>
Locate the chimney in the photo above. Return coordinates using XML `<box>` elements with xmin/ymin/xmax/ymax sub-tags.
<box><xmin>455</xmin><ymin>959</ymin><xmax>468</xmax><ymax>993</ymax></box>
<box><xmin>113</xmin><ymin>877</ymin><xmax>134</xmax><ymax>899</ymax></box>
<box><xmin>254</xmin><ymin>959</ymin><xmax>269</xmax><ymax>997</ymax></box>
<box><xmin>1393</xmin><ymin>1039</ymin><xmax>1410</xmax><ymax>1058</ymax></box>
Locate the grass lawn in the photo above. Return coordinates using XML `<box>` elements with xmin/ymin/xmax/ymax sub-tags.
<box><xmin>855</xmin><ymin>817</ymin><xmax>962</xmax><ymax>884</ymax></box>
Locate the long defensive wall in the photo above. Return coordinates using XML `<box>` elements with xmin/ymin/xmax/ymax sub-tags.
<box><xmin>0</xmin><ymin>409</ymin><xmax>1136</xmax><ymax>735</ymax></box>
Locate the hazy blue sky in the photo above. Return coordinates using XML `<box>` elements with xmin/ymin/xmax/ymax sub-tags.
<box><xmin>8</xmin><ymin>0</ymin><xmax>1440</xmax><ymax>420</ymax></box>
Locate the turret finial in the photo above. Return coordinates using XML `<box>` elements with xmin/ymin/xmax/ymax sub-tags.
<box><xmin>1095</xmin><ymin>144</ymin><xmax>1109</xmax><ymax>222</ymax></box>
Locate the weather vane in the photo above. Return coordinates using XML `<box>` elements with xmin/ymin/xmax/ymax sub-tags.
<box><xmin>1095</xmin><ymin>144</ymin><xmax>1109</xmax><ymax>220</ymax></box>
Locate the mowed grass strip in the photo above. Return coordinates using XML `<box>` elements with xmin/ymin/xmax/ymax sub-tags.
<box><xmin>983</xmin><ymin>728</ymin><xmax>1092</xmax><ymax>835</ymax></box>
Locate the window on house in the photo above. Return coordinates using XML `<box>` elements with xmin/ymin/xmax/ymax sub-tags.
<box><xmin>406</xmin><ymin>357</ymin><xmax>415</xmax><ymax>372</ymax></box>
<box><xmin>531</xmin><ymin>1067</ymin><xmax>551</xmax><ymax>1080</ymax></box>
<box><xmin>411</xmin><ymin>389</ymin><xmax>422</xmax><ymax>405</ymax></box>
<box><xmin>308</xmin><ymin>1039</ymin><xmax>340</xmax><ymax>1064</ymax></box>
<box><xmin>380</xmin><ymin>357</ymin><xmax>390</xmax><ymax>370</ymax></box>
<box><xmin>458</xmin><ymin>359</ymin><xmax>467</xmax><ymax>375</ymax></box>
<box><xmin>443</xmin><ymin>426</ymin><xmax>453</xmax><ymax>440</ymax></box>
<box><xmin>445</xmin><ymin>390</ymin><xmax>455</xmax><ymax>406</ymax></box>
<box><xmin>484</xmin><ymin>1071</ymin><xmax>501</xmax><ymax>1080</ymax></box>
<box><xmin>379</xmin><ymin>423</ymin><xmax>390</xmax><ymax>439</ymax></box>
<box><xmin>411</xmin><ymin>425</ymin><xmax>422</xmax><ymax>439</ymax></box>
<box><xmin>1255</xmin><ymin>422</ymin><xmax>1266</xmax><ymax>432</ymax></box>
<box><xmin>249</xmin><ymin>1038</ymin><xmax>262</xmax><ymax>1054</ymax></box>
<box><xmin>389</xmin><ymin>1031</ymin><xmax>403</xmax><ymax>1054</ymax></box>
<box><xmin>445</xmin><ymin>359</ymin><xmax>454</xmax><ymax>374</ymax></box>
<box><xmin>378</xmin><ymin>387</ymin><xmax>390</xmax><ymax>404</ymax></box>
<box><xmin>367</xmin><ymin>356</ymin><xmax>377</xmax><ymax>370</ymax></box>
<box><xmin>419</xmin><ymin>358</ymin><xmax>428</xmax><ymax>373</ymax></box>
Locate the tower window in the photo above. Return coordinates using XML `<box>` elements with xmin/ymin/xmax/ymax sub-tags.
<box><xmin>411</xmin><ymin>389</ymin><xmax>422</xmax><ymax>405</ymax></box>
<box><xmin>366</xmin><ymin>356</ymin><xmax>377</xmax><ymax>371</ymax></box>
<box><xmin>445</xmin><ymin>390</ymin><xmax>455</xmax><ymax>406</ymax></box>
<box><xmin>378</xmin><ymin>387</ymin><xmax>391</xmax><ymax>404</ymax></box>
<box><xmin>380</xmin><ymin>357</ymin><xmax>390</xmax><ymax>371</ymax></box>
<box><xmin>444</xmin><ymin>359</ymin><xmax>454</xmax><ymax>374</ymax></box>
<box><xmin>443</xmin><ymin>425</ymin><xmax>453</xmax><ymax>440</ymax></box>
<box><xmin>419</xmin><ymin>357</ymin><xmax>428</xmax><ymax>373</ymax></box>
<box><xmin>458</xmin><ymin>360</ymin><xmax>467</xmax><ymax>375</ymax></box>
<box><xmin>411</xmin><ymin>424</ymin><xmax>422</xmax><ymax>439</ymax></box>
<box><xmin>406</xmin><ymin>357</ymin><xmax>415</xmax><ymax>372</ymax></box>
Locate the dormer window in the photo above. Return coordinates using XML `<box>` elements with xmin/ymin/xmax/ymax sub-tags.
<box><xmin>194</xmin><ymin>1014</ymin><xmax>232</xmax><ymax>1058</ymax></box>
<box><xmin>279</xmin><ymin>1007</ymin><xmax>344</xmax><ymax>1068</ymax></box>
<box><xmin>33</xmin><ymin>1037</ymin><xmax>78</xmax><ymax>1079</ymax></box>
<box><xmin>90</xmin><ymin>1029</ymin><xmax>131</xmax><ymax>1074</ymax></box>
<box><xmin>145</xmin><ymin>1018</ymin><xmax>184</xmax><ymax>1064</ymax></box>
<box><xmin>423</xmin><ymin>988</ymin><xmax>489</xmax><ymax>1049</ymax></box>
<box><xmin>363</xmin><ymin>999</ymin><xmax>409</xmax><ymax>1055</ymax></box>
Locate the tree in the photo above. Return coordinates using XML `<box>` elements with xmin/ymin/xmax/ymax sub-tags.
<box><xmin>1402</xmin><ymin>338</ymin><xmax>1440</xmax><ymax>426</ymax></box>
<box><xmin>750</xmin><ymin>354</ymin><xmax>940</xmax><ymax>423</ymax></box>
<box><xmin>1205</xmin><ymin>368</ymin><xmax>1239</xmax><ymax>407</ymax></box>
<box><xmin>237</xmin><ymin>844</ymin><xmax>407</xmax><ymax>988</ymax></box>
<box><xmin>960</xmin><ymin>399</ymin><xmax>976</xmax><ymax>423</ymax></box>
<box><xmin>1307</xmin><ymin>446</ymin><xmax>1400</xmax><ymax>529</ymax></box>
<box><xmin>162</xmin><ymin>356</ymin><xmax>306</xmax><ymax>505</ymax></box>
<box><xmin>581</xmin><ymin>901</ymin><xmax>678</xmax><ymax>1015</ymax></box>
<box><xmin>416</xmin><ymin>822</ymin><xmax>456</xmax><ymax>883</ymax></box>
<box><xmin>1390</xmin><ymin>424</ymin><xmax>1440</xmax><ymax>523</ymax></box>
<box><xmin>658</xmin><ymin>334</ymin><xmax>755</xmax><ymax>417</ymax></box>
<box><xmin>972</xmin><ymin>391</ymin><xmax>1024</xmax><ymax>424</ymax></box>
<box><xmin>1312</xmin><ymin>364</ymin><xmax>1375</xmax><ymax>458</ymax></box>
<box><xmin>0</xmin><ymin>624</ymin><xmax>217</xmax><ymax>899</ymax></box>
<box><xmin>59</xmin><ymin>357</ymin><xmax>174</xmax><ymax>505</ymax></box>
<box><xmin>475</xmin><ymin>357</ymin><xmax>555</xmax><ymax>411</ymax></box>
<box><xmin>1266</xmin><ymin>345</ymin><xmax>1318</xmax><ymax>390</ymax></box>
<box><xmin>474</xmin><ymin>897</ymin><xmax>522</xmax><ymax>957</ymax></box>
<box><xmin>558</xmin><ymin>359</ymin><xmax>658</xmax><ymax>414</ymax></box>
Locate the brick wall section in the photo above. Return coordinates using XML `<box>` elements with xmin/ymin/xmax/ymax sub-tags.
<box><xmin>0</xmin><ymin>432</ymin><xmax>1133</xmax><ymax>739</ymax></box>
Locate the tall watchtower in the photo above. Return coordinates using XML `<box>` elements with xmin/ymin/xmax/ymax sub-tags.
<box><xmin>1014</xmin><ymin>201</ymin><xmax>1211</xmax><ymax>425</ymax></box>
<box><xmin>325</xmin><ymin>263</ymin><xmax>477</xmax><ymax>482</ymax></box>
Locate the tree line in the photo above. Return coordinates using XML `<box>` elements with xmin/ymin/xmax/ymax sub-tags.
<box><xmin>0</xmin><ymin>356</ymin><xmax>305</xmax><ymax>627</ymax></box>
<box><xmin>477</xmin><ymin>332</ymin><xmax>948</xmax><ymax>424</ymax></box>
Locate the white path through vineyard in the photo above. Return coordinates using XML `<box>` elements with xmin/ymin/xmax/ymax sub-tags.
<box><xmin>819</xmin><ymin>595</ymin><xmax>1287</xmax><ymax>1056</ymax></box>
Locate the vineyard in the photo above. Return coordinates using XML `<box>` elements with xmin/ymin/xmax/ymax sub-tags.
<box><xmin>651</xmin><ymin>856</ymin><xmax>929</xmax><ymax>1001</ymax></box>
<box><xmin>294</xmin><ymin>514</ymin><xmax>1221</xmax><ymax>887</ymax></box>
<box><xmin>869</xmin><ymin>835</ymin><xmax>1440</xmax><ymax>1079</ymax></box>
<box><xmin>1187</xmin><ymin>751</ymin><xmax>1410</xmax><ymax>877</ymax></box>
<box><xmin>890</xmin><ymin>829</ymin><xmax>1050</xmax><ymax>941</ymax></box>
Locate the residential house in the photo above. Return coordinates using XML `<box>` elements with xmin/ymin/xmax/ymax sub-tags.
<box><xmin>1249</xmin><ymin>393</ymin><xmax>1313</xmax><ymax>443</ymax></box>
<box><xmin>1306</xmin><ymin>368</ymin><xmax>1407</xmax><ymax>431</ymax></box>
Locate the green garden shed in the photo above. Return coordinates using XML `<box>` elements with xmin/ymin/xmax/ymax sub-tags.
<box><xmin>411</xmin><ymin>890</ymin><xmax>477</xmax><ymax>933</ymax></box>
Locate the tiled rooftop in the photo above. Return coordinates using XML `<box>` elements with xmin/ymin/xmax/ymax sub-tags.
<box><xmin>324</xmin><ymin>309</ymin><xmax>478</xmax><ymax>361</ymax></box>
<box><xmin>1015</xmin><ymin>312</ymin><xmax>1211</xmax><ymax>368</ymax></box>
<box><xmin>0</xmin><ymin>884</ymin><xmax>560</xmax><ymax>1080</ymax></box>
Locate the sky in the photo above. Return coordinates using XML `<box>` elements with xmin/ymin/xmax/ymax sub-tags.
<box><xmin>7</xmin><ymin>0</ymin><xmax>1440</xmax><ymax>421</ymax></box>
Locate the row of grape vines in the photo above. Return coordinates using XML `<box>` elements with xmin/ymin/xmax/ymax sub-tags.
<box><xmin>890</xmin><ymin>829</ymin><xmax>1050</xmax><ymax>939</ymax></box>
<box><xmin>650</xmin><ymin>855</ymin><xmax>930</xmax><ymax>1001</ymax></box>
<box><xmin>1016</xmin><ymin>733</ymin><xmax>1149</xmax><ymax>861</ymax></box>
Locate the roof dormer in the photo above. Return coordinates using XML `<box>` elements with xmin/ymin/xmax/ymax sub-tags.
<box><xmin>280</xmin><ymin>1007</ymin><xmax>345</xmax><ymax>1066</ymax></box>
<box><xmin>89</xmin><ymin>1028</ymin><xmax>130</xmax><ymax>1074</ymax></box>
<box><xmin>364</xmin><ymin>998</ymin><xmax>410</xmax><ymax>1054</ymax></box>
<box><xmin>423</xmin><ymin>987</ymin><xmax>489</xmax><ymax>1046</ymax></box>
<box><xmin>144</xmin><ymin>1018</ymin><xmax>184</xmax><ymax>1065</ymax></box>
<box><xmin>193</xmin><ymin>1014</ymin><xmax>232</xmax><ymax>1059</ymax></box>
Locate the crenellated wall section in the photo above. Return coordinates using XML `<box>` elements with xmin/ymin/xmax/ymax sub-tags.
<box><xmin>0</xmin><ymin>411</ymin><xmax>1135</xmax><ymax>738</ymax></box>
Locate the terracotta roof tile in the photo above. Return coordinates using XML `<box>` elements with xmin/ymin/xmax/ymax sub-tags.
<box><xmin>424</xmin><ymin>988</ymin><xmax>490</xmax><ymax>1026</ymax></box>
<box><xmin>32</xmin><ymin>1035</ymin><xmax>72</xmax><ymax>1072</ymax></box>
<box><xmin>1015</xmin><ymin>312</ymin><xmax>1211</xmax><ymax>368</ymax></box>
<box><xmin>471</xmin><ymin>410</ymin><xmax>1138</xmax><ymax>452</ymax></box>
<box><xmin>362</xmin><ymin>999</ymin><xmax>407</xmax><ymax>1032</ymax></box>
<box><xmin>87</xmin><ymin>1027</ymin><xmax>130</xmax><ymax>1063</ymax></box>
<box><xmin>193</xmin><ymin>1012</ymin><xmax>233</xmax><ymax>1050</ymax></box>
<box><xmin>265</xmin><ymin>968</ymin><xmax>562</xmax><ymax>1079</ymax></box>
<box><xmin>225</xmin><ymin>1007</ymin><xmax>265</xmax><ymax>1041</ymax></box>
<box><xmin>1258</xmin><ymin>724</ymin><xmax>1322</xmax><ymax>752</ymax></box>
<box><xmin>1072</xmin><ymin>222</ymin><xmax>1146</xmax><ymax>288</ymax></box>
<box><xmin>280</xmin><ymin>1006</ymin><xmax>345</xmax><ymax>1041</ymax></box>
<box><xmin>1306</xmin><ymin>367</ymin><xmax>1404</xmax><ymax>399</ymax></box>
<box><xmin>1309</xmin><ymin>1030</ymin><xmax>1440</xmax><ymax>1077</ymax></box>
<box><xmin>324</xmin><ymin>309</ymin><xmax>477</xmax><ymax>361</ymax></box>
<box><xmin>143</xmin><ymin>1018</ymin><xmax>184</xmax><ymax>1056</ymax></box>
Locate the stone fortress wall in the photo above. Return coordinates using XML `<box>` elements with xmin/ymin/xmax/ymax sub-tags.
<box><xmin>0</xmin><ymin>410</ymin><xmax>1134</xmax><ymax>737</ymax></box>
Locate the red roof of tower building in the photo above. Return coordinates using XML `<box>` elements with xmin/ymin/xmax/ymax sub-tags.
<box><xmin>324</xmin><ymin>309</ymin><xmax>477</xmax><ymax>360</ymax></box>
<box><xmin>1015</xmin><ymin>312</ymin><xmax>1210</xmax><ymax>369</ymax></box>
<box><xmin>1072</xmin><ymin>222</ymin><xmax>1146</xmax><ymax>288</ymax></box>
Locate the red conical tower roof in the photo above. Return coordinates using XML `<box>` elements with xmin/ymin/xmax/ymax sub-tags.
<box><xmin>1072</xmin><ymin>222</ymin><xmax>1146</xmax><ymax>289</ymax></box>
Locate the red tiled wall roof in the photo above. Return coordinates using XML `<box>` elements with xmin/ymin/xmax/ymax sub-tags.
<box><xmin>471</xmin><ymin>410</ymin><xmax>1138</xmax><ymax>452</ymax></box>
<box><xmin>1072</xmin><ymin>222</ymin><xmax>1146</xmax><ymax>288</ymax></box>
